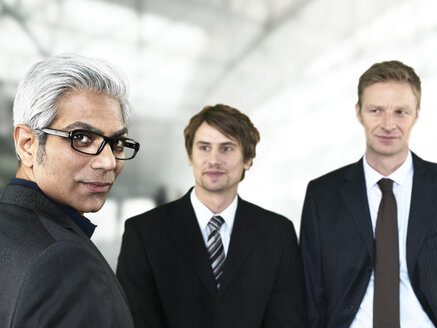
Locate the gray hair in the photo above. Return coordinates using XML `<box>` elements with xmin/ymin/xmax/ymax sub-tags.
<box><xmin>13</xmin><ymin>53</ymin><xmax>132</xmax><ymax>146</ymax></box>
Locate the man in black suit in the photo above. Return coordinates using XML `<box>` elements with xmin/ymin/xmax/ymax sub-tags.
<box><xmin>300</xmin><ymin>60</ymin><xmax>437</xmax><ymax>327</ymax></box>
<box><xmin>0</xmin><ymin>54</ymin><xmax>140</xmax><ymax>327</ymax></box>
<box><xmin>117</xmin><ymin>104</ymin><xmax>306</xmax><ymax>328</ymax></box>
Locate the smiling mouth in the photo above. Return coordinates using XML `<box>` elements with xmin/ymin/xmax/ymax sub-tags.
<box><xmin>204</xmin><ymin>171</ymin><xmax>225</xmax><ymax>178</ymax></box>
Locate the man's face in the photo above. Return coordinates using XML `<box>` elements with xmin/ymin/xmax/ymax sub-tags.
<box><xmin>356</xmin><ymin>81</ymin><xmax>419</xmax><ymax>163</ymax></box>
<box><xmin>32</xmin><ymin>90</ymin><xmax>126</xmax><ymax>214</ymax></box>
<box><xmin>189</xmin><ymin>122</ymin><xmax>252</xmax><ymax>197</ymax></box>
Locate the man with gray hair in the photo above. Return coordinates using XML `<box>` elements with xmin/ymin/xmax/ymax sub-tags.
<box><xmin>0</xmin><ymin>54</ymin><xmax>139</xmax><ymax>327</ymax></box>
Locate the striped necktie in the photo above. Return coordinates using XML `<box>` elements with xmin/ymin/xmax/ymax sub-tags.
<box><xmin>207</xmin><ymin>215</ymin><xmax>226</xmax><ymax>289</ymax></box>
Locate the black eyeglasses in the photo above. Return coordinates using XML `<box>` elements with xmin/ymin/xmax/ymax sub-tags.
<box><xmin>37</xmin><ymin>128</ymin><xmax>140</xmax><ymax>160</ymax></box>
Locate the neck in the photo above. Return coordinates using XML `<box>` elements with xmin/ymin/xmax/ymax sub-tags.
<box><xmin>365</xmin><ymin>150</ymin><xmax>409</xmax><ymax>176</ymax></box>
<box><xmin>16</xmin><ymin>165</ymin><xmax>35</xmax><ymax>182</ymax></box>
<box><xmin>194</xmin><ymin>187</ymin><xmax>237</xmax><ymax>214</ymax></box>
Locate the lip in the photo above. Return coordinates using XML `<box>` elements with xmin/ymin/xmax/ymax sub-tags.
<box><xmin>82</xmin><ymin>182</ymin><xmax>112</xmax><ymax>193</ymax></box>
<box><xmin>204</xmin><ymin>170</ymin><xmax>226</xmax><ymax>178</ymax></box>
<box><xmin>376</xmin><ymin>135</ymin><xmax>399</xmax><ymax>142</ymax></box>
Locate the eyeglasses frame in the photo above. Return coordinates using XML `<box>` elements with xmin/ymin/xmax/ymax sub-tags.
<box><xmin>36</xmin><ymin>127</ymin><xmax>140</xmax><ymax>160</ymax></box>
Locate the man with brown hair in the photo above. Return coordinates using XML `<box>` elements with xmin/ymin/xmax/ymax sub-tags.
<box><xmin>300</xmin><ymin>60</ymin><xmax>437</xmax><ymax>327</ymax></box>
<box><xmin>117</xmin><ymin>104</ymin><xmax>307</xmax><ymax>328</ymax></box>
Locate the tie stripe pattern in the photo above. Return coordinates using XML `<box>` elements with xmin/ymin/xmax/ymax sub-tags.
<box><xmin>207</xmin><ymin>215</ymin><xmax>225</xmax><ymax>288</ymax></box>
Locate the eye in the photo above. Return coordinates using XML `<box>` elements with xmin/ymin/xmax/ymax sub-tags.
<box><xmin>199</xmin><ymin>145</ymin><xmax>209</xmax><ymax>151</ymax></box>
<box><xmin>72</xmin><ymin>132</ymin><xmax>93</xmax><ymax>147</ymax></box>
<box><xmin>223</xmin><ymin>146</ymin><xmax>232</xmax><ymax>152</ymax></box>
<box><xmin>111</xmin><ymin>138</ymin><xmax>125</xmax><ymax>152</ymax></box>
<box><xmin>369</xmin><ymin>108</ymin><xmax>380</xmax><ymax>113</ymax></box>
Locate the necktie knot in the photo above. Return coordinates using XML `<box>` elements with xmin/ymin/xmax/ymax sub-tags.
<box><xmin>208</xmin><ymin>215</ymin><xmax>225</xmax><ymax>233</ymax></box>
<box><xmin>378</xmin><ymin>178</ymin><xmax>394</xmax><ymax>193</ymax></box>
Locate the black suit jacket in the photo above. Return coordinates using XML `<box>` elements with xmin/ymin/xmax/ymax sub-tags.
<box><xmin>117</xmin><ymin>189</ymin><xmax>307</xmax><ymax>328</ymax></box>
<box><xmin>300</xmin><ymin>153</ymin><xmax>437</xmax><ymax>327</ymax></box>
<box><xmin>0</xmin><ymin>183</ymin><xmax>133</xmax><ymax>327</ymax></box>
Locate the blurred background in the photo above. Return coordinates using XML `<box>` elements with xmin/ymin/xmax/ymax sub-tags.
<box><xmin>2</xmin><ymin>0</ymin><xmax>437</xmax><ymax>269</ymax></box>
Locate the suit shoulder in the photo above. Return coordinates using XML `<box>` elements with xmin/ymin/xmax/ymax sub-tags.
<box><xmin>0</xmin><ymin>202</ymin><xmax>56</xmax><ymax>255</ymax></box>
<box><xmin>125</xmin><ymin>196</ymin><xmax>184</xmax><ymax>227</ymax></box>
<box><xmin>307</xmin><ymin>161</ymin><xmax>358</xmax><ymax>190</ymax></box>
<box><xmin>0</xmin><ymin>202</ymin><xmax>99</xmax><ymax>262</ymax></box>
<box><xmin>413</xmin><ymin>154</ymin><xmax>437</xmax><ymax>178</ymax></box>
<box><xmin>238</xmin><ymin>199</ymin><xmax>295</xmax><ymax>230</ymax></box>
<box><xmin>0</xmin><ymin>204</ymin><xmax>104</xmax><ymax>304</ymax></box>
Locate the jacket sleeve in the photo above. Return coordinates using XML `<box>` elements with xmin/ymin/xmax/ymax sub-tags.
<box><xmin>300</xmin><ymin>182</ymin><xmax>326</xmax><ymax>328</ymax></box>
<box><xmin>12</xmin><ymin>241</ymin><xmax>133</xmax><ymax>328</ymax></box>
<box><xmin>116</xmin><ymin>219</ymin><xmax>167</xmax><ymax>328</ymax></box>
<box><xmin>263</xmin><ymin>220</ymin><xmax>308</xmax><ymax>328</ymax></box>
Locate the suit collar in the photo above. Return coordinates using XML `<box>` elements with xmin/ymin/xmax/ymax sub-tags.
<box><xmin>218</xmin><ymin>196</ymin><xmax>259</xmax><ymax>297</ymax></box>
<box><xmin>167</xmin><ymin>191</ymin><xmax>260</xmax><ymax>298</ymax></box>
<box><xmin>340</xmin><ymin>153</ymin><xmax>437</xmax><ymax>272</ymax></box>
<box><xmin>407</xmin><ymin>153</ymin><xmax>437</xmax><ymax>273</ymax></box>
<box><xmin>363</xmin><ymin>151</ymin><xmax>413</xmax><ymax>189</ymax></box>
<box><xmin>167</xmin><ymin>190</ymin><xmax>218</xmax><ymax>296</ymax></box>
<box><xmin>1</xmin><ymin>183</ymin><xmax>88</xmax><ymax>239</ymax></box>
<box><xmin>0</xmin><ymin>183</ymin><xmax>130</xmax><ymax>304</ymax></box>
<box><xmin>340</xmin><ymin>158</ymin><xmax>375</xmax><ymax>259</ymax></box>
<box><xmin>190</xmin><ymin>188</ymin><xmax>238</xmax><ymax>235</ymax></box>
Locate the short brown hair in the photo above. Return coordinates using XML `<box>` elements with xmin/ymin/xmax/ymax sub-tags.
<box><xmin>357</xmin><ymin>60</ymin><xmax>421</xmax><ymax>109</ymax></box>
<box><xmin>184</xmin><ymin>104</ymin><xmax>260</xmax><ymax>179</ymax></box>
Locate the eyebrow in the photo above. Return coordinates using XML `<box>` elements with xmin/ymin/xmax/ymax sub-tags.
<box><xmin>63</xmin><ymin>122</ymin><xmax>128</xmax><ymax>138</ymax></box>
<box><xmin>366</xmin><ymin>103</ymin><xmax>413</xmax><ymax>109</ymax></box>
<box><xmin>196</xmin><ymin>141</ymin><xmax>237</xmax><ymax>146</ymax></box>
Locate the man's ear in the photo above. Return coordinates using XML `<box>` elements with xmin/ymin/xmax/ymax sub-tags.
<box><xmin>14</xmin><ymin>124</ymin><xmax>38</xmax><ymax>168</ymax></box>
<box><xmin>188</xmin><ymin>154</ymin><xmax>192</xmax><ymax>166</ymax></box>
<box><xmin>355</xmin><ymin>104</ymin><xmax>362</xmax><ymax>124</ymax></box>
<box><xmin>243</xmin><ymin>158</ymin><xmax>253</xmax><ymax>170</ymax></box>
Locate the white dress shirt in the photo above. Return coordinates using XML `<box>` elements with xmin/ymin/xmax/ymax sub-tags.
<box><xmin>351</xmin><ymin>151</ymin><xmax>433</xmax><ymax>327</ymax></box>
<box><xmin>190</xmin><ymin>188</ymin><xmax>237</xmax><ymax>255</ymax></box>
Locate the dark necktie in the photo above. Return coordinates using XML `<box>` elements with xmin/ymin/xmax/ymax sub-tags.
<box><xmin>373</xmin><ymin>178</ymin><xmax>400</xmax><ymax>328</ymax></box>
<box><xmin>207</xmin><ymin>215</ymin><xmax>225</xmax><ymax>289</ymax></box>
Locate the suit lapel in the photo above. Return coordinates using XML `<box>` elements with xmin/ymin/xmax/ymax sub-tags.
<box><xmin>166</xmin><ymin>191</ymin><xmax>218</xmax><ymax>297</ymax></box>
<box><xmin>407</xmin><ymin>153</ymin><xmax>437</xmax><ymax>274</ymax></box>
<box><xmin>218</xmin><ymin>198</ymin><xmax>258</xmax><ymax>297</ymax></box>
<box><xmin>339</xmin><ymin>159</ymin><xmax>375</xmax><ymax>259</ymax></box>
<box><xmin>0</xmin><ymin>183</ymin><xmax>130</xmax><ymax>303</ymax></box>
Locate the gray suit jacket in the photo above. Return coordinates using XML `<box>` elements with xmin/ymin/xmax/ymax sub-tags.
<box><xmin>0</xmin><ymin>183</ymin><xmax>133</xmax><ymax>328</ymax></box>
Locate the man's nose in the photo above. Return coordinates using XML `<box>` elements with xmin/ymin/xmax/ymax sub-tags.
<box><xmin>382</xmin><ymin>112</ymin><xmax>395</xmax><ymax>130</ymax></box>
<box><xmin>91</xmin><ymin>143</ymin><xmax>117</xmax><ymax>170</ymax></box>
<box><xmin>207</xmin><ymin>148</ymin><xmax>222</xmax><ymax>164</ymax></box>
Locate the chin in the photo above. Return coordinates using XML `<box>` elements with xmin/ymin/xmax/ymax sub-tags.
<box><xmin>80</xmin><ymin>201</ymin><xmax>106</xmax><ymax>214</ymax></box>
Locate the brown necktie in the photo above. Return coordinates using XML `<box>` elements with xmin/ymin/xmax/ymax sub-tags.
<box><xmin>373</xmin><ymin>178</ymin><xmax>400</xmax><ymax>328</ymax></box>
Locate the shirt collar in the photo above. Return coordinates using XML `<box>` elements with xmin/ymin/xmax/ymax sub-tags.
<box><xmin>363</xmin><ymin>150</ymin><xmax>413</xmax><ymax>190</ymax></box>
<box><xmin>10</xmin><ymin>178</ymin><xmax>97</xmax><ymax>238</ymax></box>
<box><xmin>190</xmin><ymin>188</ymin><xmax>238</xmax><ymax>232</ymax></box>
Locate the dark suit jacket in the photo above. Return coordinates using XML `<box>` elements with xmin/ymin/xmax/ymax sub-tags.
<box><xmin>117</xmin><ymin>189</ymin><xmax>307</xmax><ymax>328</ymax></box>
<box><xmin>300</xmin><ymin>153</ymin><xmax>437</xmax><ymax>327</ymax></box>
<box><xmin>0</xmin><ymin>183</ymin><xmax>134</xmax><ymax>328</ymax></box>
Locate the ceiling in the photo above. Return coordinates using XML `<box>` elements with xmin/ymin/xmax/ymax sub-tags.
<box><xmin>2</xmin><ymin>0</ymin><xmax>437</xmax><ymax>228</ymax></box>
